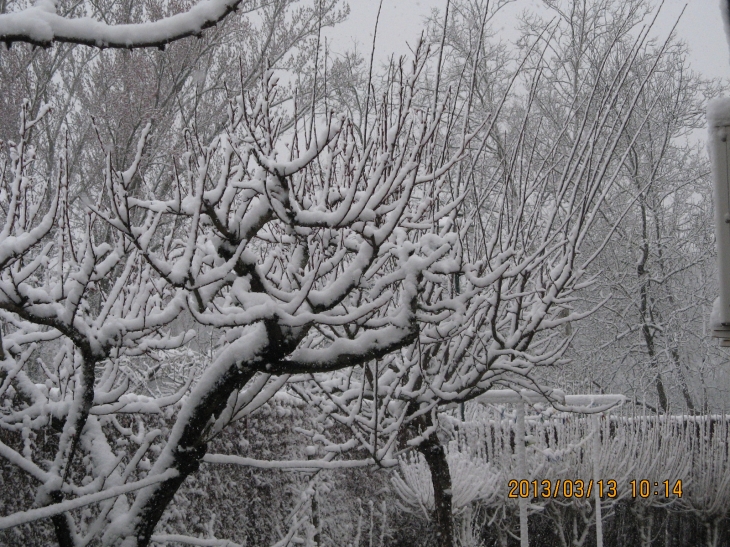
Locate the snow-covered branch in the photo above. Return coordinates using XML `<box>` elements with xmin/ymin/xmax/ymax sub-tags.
<box><xmin>0</xmin><ymin>468</ymin><xmax>179</xmax><ymax>530</ymax></box>
<box><xmin>0</xmin><ymin>0</ymin><xmax>253</xmax><ymax>49</ymax></box>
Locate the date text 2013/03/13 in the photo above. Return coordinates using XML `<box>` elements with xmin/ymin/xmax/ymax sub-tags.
<box><xmin>507</xmin><ymin>479</ymin><xmax>684</xmax><ymax>499</ymax></box>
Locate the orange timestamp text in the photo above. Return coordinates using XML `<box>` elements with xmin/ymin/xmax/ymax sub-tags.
<box><xmin>507</xmin><ymin>479</ymin><xmax>683</xmax><ymax>499</ymax></box>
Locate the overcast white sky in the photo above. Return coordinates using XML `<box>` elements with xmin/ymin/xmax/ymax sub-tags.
<box><xmin>323</xmin><ymin>0</ymin><xmax>730</xmax><ymax>83</ymax></box>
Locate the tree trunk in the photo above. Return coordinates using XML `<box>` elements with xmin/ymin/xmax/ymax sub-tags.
<box><xmin>312</xmin><ymin>487</ymin><xmax>320</xmax><ymax>546</ymax></box>
<box><xmin>670</xmin><ymin>346</ymin><xmax>696</xmax><ymax>413</ymax></box>
<box><xmin>417</xmin><ymin>430</ymin><xmax>454</xmax><ymax>547</ymax></box>
<box><xmin>117</xmin><ymin>347</ymin><xmax>261</xmax><ymax>546</ymax></box>
<box><xmin>637</xmin><ymin>190</ymin><xmax>668</xmax><ymax>413</ymax></box>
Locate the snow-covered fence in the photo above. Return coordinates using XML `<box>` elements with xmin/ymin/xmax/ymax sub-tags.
<box><xmin>392</xmin><ymin>409</ymin><xmax>730</xmax><ymax>547</ymax></box>
<box><xmin>681</xmin><ymin>417</ymin><xmax>730</xmax><ymax>547</ymax></box>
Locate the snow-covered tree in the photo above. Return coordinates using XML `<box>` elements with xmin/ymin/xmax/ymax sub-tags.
<box><xmin>290</xmin><ymin>2</ymin><xmax>689</xmax><ymax>544</ymax></box>
<box><xmin>0</xmin><ymin>1</ymin><xmax>722</xmax><ymax>546</ymax></box>
<box><xmin>512</xmin><ymin>0</ymin><xmax>724</xmax><ymax>414</ymax></box>
<box><xmin>0</xmin><ymin>36</ymin><xmax>480</xmax><ymax>545</ymax></box>
<box><xmin>0</xmin><ymin>102</ymin><xmax>191</xmax><ymax>546</ymax></box>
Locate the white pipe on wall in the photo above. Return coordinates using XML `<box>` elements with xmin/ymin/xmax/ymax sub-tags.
<box><xmin>708</xmin><ymin>98</ymin><xmax>730</xmax><ymax>345</ymax></box>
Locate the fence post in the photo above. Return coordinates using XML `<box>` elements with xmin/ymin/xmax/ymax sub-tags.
<box><xmin>592</xmin><ymin>413</ymin><xmax>603</xmax><ymax>547</ymax></box>
<box><xmin>515</xmin><ymin>402</ymin><xmax>529</xmax><ymax>547</ymax></box>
